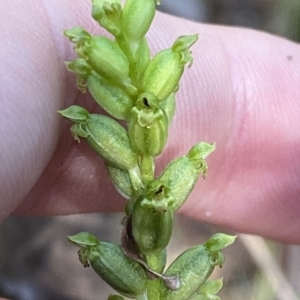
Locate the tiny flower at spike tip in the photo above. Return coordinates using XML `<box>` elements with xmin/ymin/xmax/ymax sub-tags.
<box><xmin>60</xmin><ymin>0</ymin><xmax>236</xmax><ymax>299</ymax></box>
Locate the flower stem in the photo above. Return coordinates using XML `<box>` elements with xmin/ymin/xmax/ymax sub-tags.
<box><xmin>140</xmin><ymin>155</ymin><xmax>155</xmax><ymax>183</ymax></box>
<box><xmin>147</xmin><ymin>279</ymin><xmax>161</xmax><ymax>300</ymax></box>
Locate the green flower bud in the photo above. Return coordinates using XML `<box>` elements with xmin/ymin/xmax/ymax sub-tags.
<box><xmin>128</xmin><ymin>92</ymin><xmax>168</xmax><ymax>157</ymax></box>
<box><xmin>68</xmin><ymin>232</ymin><xmax>99</xmax><ymax>247</ymax></box>
<box><xmin>160</xmin><ymin>245</ymin><xmax>215</xmax><ymax>300</ymax></box>
<box><xmin>92</xmin><ymin>0</ymin><xmax>122</xmax><ymax>37</ymax></box>
<box><xmin>141</xmin><ymin>34</ymin><xmax>198</xmax><ymax>100</ymax></box>
<box><xmin>85</xmin><ymin>35</ymin><xmax>129</xmax><ymax>84</ymax></box>
<box><xmin>130</xmin><ymin>38</ymin><xmax>151</xmax><ymax>85</ymax></box>
<box><xmin>63</xmin><ymin>26</ymin><xmax>91</xmax><ymax>44</ymax></box>
<box><xmin>65</xmin><ymin>58</ymin><xmax>91</xmax><ymax>92</ymax></box>
<box><xmin>160</xmin><ymin>235</ymin><xmax>233</xmax><ymax>300</ymax></box>
<box><xmin>136</xmin><ymin>38</ymin><xmax>151</xmax><ymax>75</ymax></box>
<box><xmin>65</xmin><ymin>60</ymin><xmax>134</xmax><ymax>120</ymax></box>
<box><xmin>92</xmin><ymin>0</ymin><xmax>121</xmax><ymax>19</ymax></box>
<box><xmin>187</xmin><ymin>142</ymin><xmax>216</xmax><ymax>178</ymax></box>
<box><xmin>160</xmin><ymin>93</ymin><xmax>176</xmax><ymax>125</ymax></box>
<box><xmin>205</xmin><ymin>233</ymin><xmax>237</xmax><ymax>252</ymax></box>
<box><xmin>159</xmin><ymin>142</ymin><xmax>215</xmax><ymax>211</ymax></box>
<box><xmin>87</xmin><ymin>72</ymin><xmax>134</xmax><ymax>120</ymax></box>
<box><xmin>184</xmin><ymin>236</ymin><xmax>235</xmax><ymax>299</ymax></box>
<box><xmin>142</xmin><ymin>179</ymin><xmax>174</xmax><ymax>212</ymax></box>
<box><xmin>83</xmin><ymin>114</ymin><xmax>138</xmax><ymax>170</ymax></box>
<box><xmin>86</xmin><ymin>35</ymin><xmax>129</xmax><ymax>82</ymax></box>
<box><xmin>68</xmin><ymin>232</ymin><xmax>147</xmax><ymax>299</ymax></box>
<box><xmin>106</xmin><ymin>163</ymin><xmax>134</xmax><ymax>200</ymax></box>
<box><xmin>58</xmin><ymin>105</ymin><xmax>89</xmax><ymax>123</ymax></box>
<box><xmin>89</xmin><ymin>242</ymin><xmax>147</xmax><ymax>298</ymax></box>
<box><xmin>189</xmin><ymin>278</ymin><xmax>223</xmax><ymax>300</ymax></box>
<box><xmin>187</xmin><ymin>142</ymin><xmax>216</xmax><ymax>161</ymax></box>
<box><xmin>147</xmin><ymin>248</ymin><xmax>167</xmax><ymax>273</ymax></box>
<box><xmin>122</xmin><ymin>0</ymin><xmax>156</xmax><ymax>41</ymax></box>
<box><xmin>172</xmin><ymin>34</ymin><xmax>199</xmax><ymax>52</ymax></box>
<box><xmin>59</xmin><ymin>106</ymin><xmax>138</xmax><ymax>170</ymax></box>
<box><xmin>68</xmin><ymin>232</ymin><xmax>99</xmax><ymax>268</ymax></box>
<box><xmin>65</xmin><ymin>27</ymin><xmax>136</xmax><ymax>94</ymax></box>
<box><xmin>131</xmin><ymin>180</ymin><xmax>174</xmax><ymax>255</ymax></box>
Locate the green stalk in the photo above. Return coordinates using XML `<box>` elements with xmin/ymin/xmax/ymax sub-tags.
<box><xmin>146</xmin><ymin>251</ymin><xmax>166</xmax><ymax>300</ymax></box>
<box><xmin>147</xmin><ymin>278</ymin><xmax>161</xmax><ymax>300</ymax></box>
<box><xmin>146</xmin><ymin>251</ymin><xmax>166</xmax><ymax>273</ymax></box>
<box><xmin>116</xmin><ymin>34</ymin><xmax>141</xmax><ymax>87</ymax></box>
<box><xmin>136</xmin><ymin>292</ymin><xmax>149</xmax><ymax>300</ymax></box>
<box><xmin>140</xmin><ymin>155</ymin><xmax>155</xmax><ymax>183</ymax></box>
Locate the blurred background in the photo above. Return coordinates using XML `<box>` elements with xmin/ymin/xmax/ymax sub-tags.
<box><xmin>1</xmin><ymin>0</ymin><xmax>300</xmax><ymax>299</ymax></box>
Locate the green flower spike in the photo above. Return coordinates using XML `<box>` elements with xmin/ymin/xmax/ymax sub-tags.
<box><xmin>62</xmin><ymin>1</ymin><xmax>236</xmax><ymax>298</ymax></box>
<box><xmin>59</xmin><ymin>106</ymin><xmax>138</xmax><ymax>171</ymax></box>
<box><xmin>141</xmin><ymin>34</ymin><xmax>198</xmax><ymax>101</ymax></box>
<box><xmin>131</xmin><ymin>180</ymin><xmax>174</xmax><ymax>255</ymax></box>
<box><xmin>159</xmin><ymin>234</ymin><xmax>235</xmax><ymax>300</ymax></box>
<box><xmin>68</xmin><ymin>233</ymin><xmax>147</xmax><ymax>299</ymax></box>
<box><xmin>128</xmin><ymin>92</ymin><xmax>169</xmax><ymax>157</ymax></box>
<box><xmin>159</xmin><ymin>142</ymin><xmax>215</xmax><ymax>212</ymax></box>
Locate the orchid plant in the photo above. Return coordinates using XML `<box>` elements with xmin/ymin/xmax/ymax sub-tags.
<box><xmin>59</xmin><ymin>0</ymin><xmax>236</xmax><ymax>299</ymax></box>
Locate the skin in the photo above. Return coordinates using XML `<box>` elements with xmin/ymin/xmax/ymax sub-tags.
<box><xmin>1</xmin><ymin>0</ymin><xmax>300</xmax><ymax>245</ymax></box>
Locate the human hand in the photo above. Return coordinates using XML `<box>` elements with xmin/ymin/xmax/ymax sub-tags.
<box><xmin>1</xmin><ymin>0</ymin><xmax>300</xmax><ymax>243</ymax></box>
